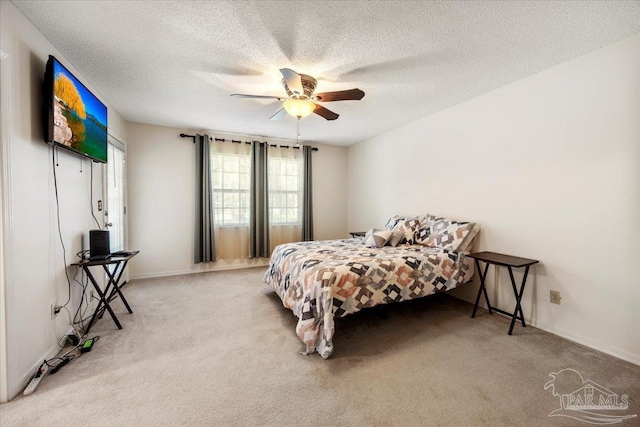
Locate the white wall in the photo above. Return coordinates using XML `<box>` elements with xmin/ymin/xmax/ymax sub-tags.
<box><xmin>127</xmin><ymin>122</ymin><xmax>348</xmax><ymax>279</ymax></box>
<box><xmin>348</xmin><ymin>33</ymin><xmax>640</xmax><ymax>365</ymax></box>
<box><xmin>0</xmin><ymin>1</ymin><xmax>129</xmax><ymax>400</ymax></box>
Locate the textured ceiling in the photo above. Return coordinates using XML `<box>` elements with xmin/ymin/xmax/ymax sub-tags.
<box><xmin>12</xmin><ymin>1</ymin><xmax>640</xmax><ymax>146</ymax></box>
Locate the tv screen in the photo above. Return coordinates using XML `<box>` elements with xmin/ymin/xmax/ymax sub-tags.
<box><xmin>44</xmin><ymin>55</ymin><xmax>108</xmax><ymax>163</ymax></box>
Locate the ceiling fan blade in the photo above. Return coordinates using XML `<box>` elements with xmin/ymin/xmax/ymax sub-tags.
<box><xmin>314</xmin><ymin>88</ymin><xmax>365</xmax><ymax>102</ymax></box>
<box><xmin>269</xmin><ymin>108</ymin><xmax>287</xmax><ymax>121</ymax></box>
<box><xmin>231</xmin><ymin>94</ymin><xmax>283</xmax><ymax>100</ymax></box>
<box><xmin>280</xmin><ymin>68</ymin><xmax>304</xmax><ymax>95</ymax></box>
<box><xmin>313</xmin><ymin>104</ymin><xmax>339</xmax><ymax>121</ymax></box>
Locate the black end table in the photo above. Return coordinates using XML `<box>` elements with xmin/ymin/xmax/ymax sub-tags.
<box><xmin>72</xmin><ymin>251</ymin><xmax>139</xmax><ymax>334</ymax></box>
<box><xmin>469</xmin><ymin>251</ymin><xmax>539</xmax><ymax>335</ymax></box>
<box><xmin>349</xmin><ymin>231</ymin><xmax>366</xmax><ymax>238</ymax></box>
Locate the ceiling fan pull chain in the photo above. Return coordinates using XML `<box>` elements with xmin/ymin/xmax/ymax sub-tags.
<box><xmin>296</xmin><ymin>118</ymin><xmax>301</xmax><ymax>147</ymax></box>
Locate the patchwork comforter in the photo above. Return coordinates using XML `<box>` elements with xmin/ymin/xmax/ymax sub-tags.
<box><xmin>263</xmin><ymin>238</ymin><xmax>474</xmax><ymax>358</ymax></box>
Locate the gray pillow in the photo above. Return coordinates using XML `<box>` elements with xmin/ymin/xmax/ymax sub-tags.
<box><xmin>363</xmin><ymin>228</ymin><xmax>392</xmax><ymax>248</ymax></box>
<box><xmin>387</xmin><ymin>228</ymin><xmax>405</xmax><ymax>247</ymax></box>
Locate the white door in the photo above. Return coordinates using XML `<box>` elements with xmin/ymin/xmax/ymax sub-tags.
<box><xmin>105</xmin><ymin>138</ymin><xmax>126</xmax><ymax>252</ymax></box>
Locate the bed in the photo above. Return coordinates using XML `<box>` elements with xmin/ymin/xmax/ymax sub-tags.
<box><xmin>263</xmin><ymin>214</ymin><xmax>480</xmax><ymax>358</ymax></box>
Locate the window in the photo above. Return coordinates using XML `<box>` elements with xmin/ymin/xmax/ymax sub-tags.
<box><xmin>210</xmin><ymin>144</ymin><xmax>302</xmax><ymax>227</ymax></box>
<box><xmin>211</xmin><ymin>152</ymin><xmax>250</xmax><ymax>226</ymax></box>
<box><xmin>268</xmin><ymin>156</ymin><xmax>302</xmax><ymax>225</ymax></box>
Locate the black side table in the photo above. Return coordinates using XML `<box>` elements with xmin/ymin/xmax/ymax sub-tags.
<box><xmin>72</xmin><ymin>251</ymin><xmax>139</xmax><ymax>334</ymax></box>
<box><xmin>349</xmin><ymin>231</ymin><xmax>366</xmax><ymax>238</ymax></box>
<box><xmin>469</xmin><ymin>251</ymin><xmax>539</xmax><ymax>335</ymax></box>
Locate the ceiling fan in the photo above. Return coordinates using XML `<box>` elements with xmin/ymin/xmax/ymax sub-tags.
<box><xmin>231</xmin><ymin>68</ymin><xmax>365</xmax><ymax>121</ymax></box>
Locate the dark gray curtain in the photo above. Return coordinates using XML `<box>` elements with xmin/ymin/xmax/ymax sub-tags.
<box><xmin>250</xmin><ymin>141</ymin><xmax>270</xmax><ymax>258</ymax></box>
<box><xmin>194</xmin><ymin>134</ymin><xmax>216</xmax><ymax>263</ymax></box>
<box><xmin>302</xmin><ymin>145</ymin><xmax>314</xmax><ymax>241</ymax></box>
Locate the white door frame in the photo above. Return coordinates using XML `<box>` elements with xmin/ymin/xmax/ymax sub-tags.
<box><xmin>0</xmin><ymin>50</ymin><xmax>16</xmax><ymax>403</ymax></box>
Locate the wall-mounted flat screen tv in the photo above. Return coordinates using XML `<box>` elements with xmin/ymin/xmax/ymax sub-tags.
<box><xmin>44</xmin><ymin>55</ymin><xmax>108</xmax><ymax>163</ymax></box>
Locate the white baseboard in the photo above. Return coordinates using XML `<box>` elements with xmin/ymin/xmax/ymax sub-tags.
<box><xmin>452</xmin><ymin>294</ymin><xmax>640</xmax><ymax>367</ymax></box>
<box><xmin>13</xmin><ymin>327</ymin><xmax>76</xmax><ymax>400</ymax></box>
<box><xmin>530</xmin><ymin>319</ymin><xmax>640</xmax><ymax>366</ymax></box>
<box><xmin>130</xmin><ymin>262</ymin><xmax>269</xmax><ymax>280</ymax></box>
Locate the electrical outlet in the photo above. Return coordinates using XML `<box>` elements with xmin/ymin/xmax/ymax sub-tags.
<box><xmin>97</xmin><ymin>200</ymin><xmax>103</xmax><ymax>211</ymax></box>
<box><xmin>51</xmin><ymin>304</ymin><xmax>58</xmax><ymax>319</ymax></box>
<box><xmin>550</xmin><ymin>290</ymin><xmax>561</xmax><ymax>305</ymax></box>
<box><xmin>90</xmin><ymin>290</ymin><xmax>95</xmax><ymax>300</ymax></box>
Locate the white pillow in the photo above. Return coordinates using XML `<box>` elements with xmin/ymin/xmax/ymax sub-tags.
<box><xmin>363</xmin><ymin>228</ymin><xmax>392</xmax><ymax>248</ymax></box>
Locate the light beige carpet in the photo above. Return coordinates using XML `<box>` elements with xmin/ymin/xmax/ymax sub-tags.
<box><xmin>1</xmin><ymin>267</ymin><xmax>638</xmax><ymax>426</ymax></box>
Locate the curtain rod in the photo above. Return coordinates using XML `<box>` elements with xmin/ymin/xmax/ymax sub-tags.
<box><xmin>179</xmin><ymin>133</ymin><xmax>318</xmax><ymax>151</ymax></box>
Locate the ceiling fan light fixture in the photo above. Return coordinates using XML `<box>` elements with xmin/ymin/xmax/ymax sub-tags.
<box><xmin>283</xmin><ymin>99</ymin><xmax>315</xmax><ymax>118</ymax></box>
